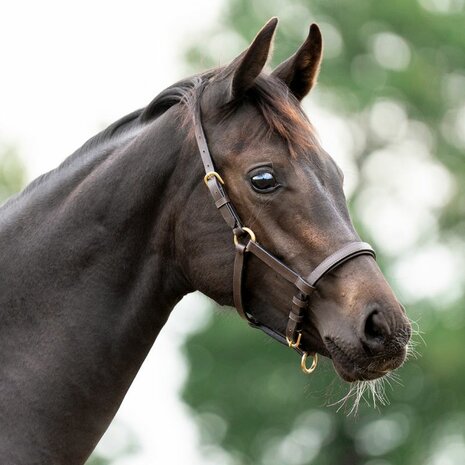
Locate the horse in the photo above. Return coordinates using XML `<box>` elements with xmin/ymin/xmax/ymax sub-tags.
<box><xmin>0</xmin><ymin>17</ymin><xmax>411</xmax><ymax>464</ymax></box>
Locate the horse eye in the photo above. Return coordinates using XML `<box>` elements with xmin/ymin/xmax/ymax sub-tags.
<box><xmin>250</xmin><ymin>171</ymin><xmax>279</xmax><ymax>192</ymax></box>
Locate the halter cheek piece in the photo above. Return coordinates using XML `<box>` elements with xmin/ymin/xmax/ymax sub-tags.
<box><xmin>193</xmin><ymin>87</ymin><xmax>376</xmax><ymax>374</ymax></box>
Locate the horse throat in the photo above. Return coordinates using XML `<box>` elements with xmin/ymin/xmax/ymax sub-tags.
<box><xmin>0</xmin><ymin>108</ymin><xmax>191</xmax><ymax>464</ymax></box>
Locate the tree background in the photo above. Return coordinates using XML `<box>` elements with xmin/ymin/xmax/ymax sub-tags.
<box><xmin>0</xmin><ymin>145</ymin><xmax>24</xmax><ymax>203</ymax></box>
<box><xmin>181</xmin><ymin>1</ymin><xmax>465</xmax><ymax>465</ymax></box>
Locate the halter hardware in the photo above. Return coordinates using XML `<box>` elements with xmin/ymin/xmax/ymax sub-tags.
<box><xmin>193</xmin><ymin>81</ymin><xmax>376</xmax><ymax>375</ymax></box>
<box><xmin>233</xmin><ymin>227</ymin><xmax>256</xmax><ymax>246</ymax></box>
<box><xmin>301</xmin><ymin>352</ymin><xmax>318</xmax><ymax>374</ymax></box>
<box><xmin>286</xmin><ymin>332</ymin><xmax>302</xmax><ymax>349</ymax></box>
<box><xmin>204</xmin><ymin>171</ymin><xmax>225</xmax><ymax>186</ymax></box>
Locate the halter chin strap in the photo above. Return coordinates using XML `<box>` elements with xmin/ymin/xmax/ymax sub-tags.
<box><xmin>193</xmin><ymin>85</ymin><xmax>376</xmax><ymax>373</ymax></box>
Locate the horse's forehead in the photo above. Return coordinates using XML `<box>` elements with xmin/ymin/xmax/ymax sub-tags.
<box><xmin>212</xmin><ymin>128</ymin><xmax>289</xmax><ymax>166</ymax></box>
<box><xmin>210</xmin><ymin>109</ymin><xmax>306</xmax><ymax>155</ymax></box>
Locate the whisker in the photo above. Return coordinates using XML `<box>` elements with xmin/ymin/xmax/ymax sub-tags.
<box><xmin>409</xmin><ymin>317</ymin><xmax>426</xmax><ymax>347</ymax></box>
<box><xmin>327</xmin><ymin>314</ymin><xmax>420</xmax><ymax>415</ymax></box>
<box><xmin>385</xmin><ymin>371</ymin><xmax>404</xmax><ymax>387</ymax></box>
<box><xmin>328</xmin><ymin>375</ymin><xmax>393</xmax><ymax>416</ymax></box>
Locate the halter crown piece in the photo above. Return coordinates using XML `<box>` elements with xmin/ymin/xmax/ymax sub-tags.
<box><xmin>193</xmin><ymin>83</ymin><xmax>376</xmax><ymax>374</ymax></box>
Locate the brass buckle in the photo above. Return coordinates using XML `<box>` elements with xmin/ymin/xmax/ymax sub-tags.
<box><xmin>286</xmin><ymin>333</ymin><xmax>302</xmax><ymax>349</ymax></box>
<box><xmin>204</xmin><ymin>171</ymin><xmax>225</xmax><ymax>186</ymax></box>
<box><xmin>233</xmin><ymin>227</ymin><xmax>256</xmax><ymax>246</ymax></box>
<box><xmin>301</xmin><ymin>352</ymin><xmax>318</xmax><ymax>374</ymax></box>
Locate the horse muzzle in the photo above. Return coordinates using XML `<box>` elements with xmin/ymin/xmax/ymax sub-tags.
<box><xmin>323</xmin><ymin>307</ymin><xmax>411</xmax><ymax>382</ymax></box>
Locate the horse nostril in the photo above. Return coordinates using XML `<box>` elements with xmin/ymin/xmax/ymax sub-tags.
<box><xmin>363</xmin><ymin>309</ymin><xmax>391</xmax><ymax>350</ymax></box>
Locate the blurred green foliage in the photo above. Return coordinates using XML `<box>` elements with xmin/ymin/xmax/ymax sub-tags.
<box><xmin>0</xmin><ymin>145</ymin><xmax>25</xmax><ymax>202</ymax></box>
<box><xmin>182</xmin><ymin>1</ymin><xmax>465</xmax><ymax>464</ymax></box>
<box><xmin>86</xmin><ymin>457</ymin><xmax>111</xmax><ymax>465</ymax></box>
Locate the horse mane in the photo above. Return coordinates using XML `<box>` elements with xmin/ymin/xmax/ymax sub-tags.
<box><xmin>20</xmin><ymin>69</ymin><xmax>319</xmax><ymax>199</ymax></box>
<box><xmin>67</xmin><ymin>67</ymin><xmax>319</xmax><ymax>167</ymax></box>
<box><xmin>141</xmin><ymin>69</ymin><xmax>319</xmax><ymax>157</ymax></box>
<box><xmin>217</xmin><ymin>74</ymin><xmax>320</xmax><ymax>156</ymax></box>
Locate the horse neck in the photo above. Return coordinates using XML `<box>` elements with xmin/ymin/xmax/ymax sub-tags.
<box><xmin>0</xmin><ymin>107</ymin><xmax>192</xmax><ymax>464</ymax></box>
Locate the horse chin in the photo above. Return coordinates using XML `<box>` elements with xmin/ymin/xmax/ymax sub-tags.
<box><xmin>331</xmin><ymin>359</ymin><xmax>391</xmax><ymax>383</ymax></box>
<box><xmin>324</xmin><ymin>339</ymin><xmax>407</xmax><ymax>383</ymax></box>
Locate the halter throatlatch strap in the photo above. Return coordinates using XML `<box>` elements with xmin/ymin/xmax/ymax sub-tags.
<box><xmin>192</xmin><ymin>83</ymin><xmax>376</xmax><ymax>373</ymax></box>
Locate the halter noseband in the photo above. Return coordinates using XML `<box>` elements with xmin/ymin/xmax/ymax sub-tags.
<box><xmin>193</xmin><ymin>85</ymin><xmax>376</xmax><ymax>374</ymax></box>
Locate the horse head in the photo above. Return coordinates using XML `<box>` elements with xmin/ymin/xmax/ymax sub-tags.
<box><xmin>177</xmin><ymin>18</ymin><xmax>411</xmax><ymax>382</ymax></box>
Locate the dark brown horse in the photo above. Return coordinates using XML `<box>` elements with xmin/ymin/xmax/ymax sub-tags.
<box><xmin>0</xmin><ymin>18</ymin><xmax>411</xmax><ymax>464</ymax></box>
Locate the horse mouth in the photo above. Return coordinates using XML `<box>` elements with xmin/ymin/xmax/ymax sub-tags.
<box><xmin>324</xmin><ymin>337</ymin><xmax>407</xmax><ymax>382</ymax></box>
<box><xmin>332</xmin><ymin>360</ymin><xmax>390</xmax><ymax>382</ymax></box>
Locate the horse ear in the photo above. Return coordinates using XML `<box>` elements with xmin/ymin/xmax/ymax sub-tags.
<box><xmin>272</xmin><ymin>23</ymin><xmax>323</xmax><ymax>101</ymax></box>
<box><xmin>230</xmin><ymin>17</ymin><xmax>278</xmax><ymax>99</ymax></box>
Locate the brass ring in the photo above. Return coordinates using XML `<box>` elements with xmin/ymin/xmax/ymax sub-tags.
<box><xmin>301</xmin><ymin>352</ymin><xmax>318</xmax><ymax>375</ymax></box>
<box><xmin>286</xmin><ymin>332</ymin><xmax>302</xmax><ymax>349</ymax></box>
<box><xmin>233</xmin><ymin>227</ymin><xmax>256</xmax><ymax>246</ymax></box>
<box><xmin>204</xmin><ymin>171</ymin><xmax>225</xmax><ymax>186</ymax></box>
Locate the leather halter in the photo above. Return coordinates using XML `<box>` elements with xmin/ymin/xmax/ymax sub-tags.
<box><xmin>192</xmin><ymin>85</ymin><xmax>376</xmax><ymax>373</ymax></box>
